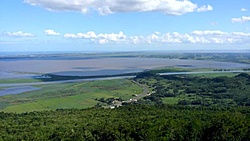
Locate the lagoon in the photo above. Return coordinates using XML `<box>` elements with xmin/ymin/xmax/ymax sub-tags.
<box><xmin>1</xmin><ymin>57</ymin><xmax>250</xmax><ymax>78</ymax></box>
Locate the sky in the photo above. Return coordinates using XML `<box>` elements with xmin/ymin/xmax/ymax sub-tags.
<box><xmin>0</xmin><ymin>0</ymin><xmax>250</xmax><ymax>52</ymax></box>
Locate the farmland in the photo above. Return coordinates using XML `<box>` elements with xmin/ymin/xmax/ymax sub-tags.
<box><xmin>1</xmin><ymin>52</ymin><xmax>250</xmax><ymax>112</ymax></box>
<box><xmin>0</xmin><ymin>79</ymin><xmax>142</xmax><ymax>113</ymax></box>
<box><xmin>0</xmin><ymin>52</ymin><xmax>250</xmax><ymax>140</ymax></box>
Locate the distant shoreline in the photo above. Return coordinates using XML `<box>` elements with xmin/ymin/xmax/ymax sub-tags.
<box><xmin>1</xmin><ymin>50</ymin><xmax>250</xmax><ymax>56</ymax></box>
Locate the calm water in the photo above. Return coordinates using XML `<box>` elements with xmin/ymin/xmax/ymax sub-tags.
<box><xmin>1</xmin><ymin>57</ymin><xmax>250</xmax><ymax>78</ymax></box>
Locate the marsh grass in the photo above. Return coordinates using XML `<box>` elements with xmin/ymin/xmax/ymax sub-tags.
<box><xmin>0</xmin><ymin>79</ymin><xmax>142</xmax><ymax>113</ymax></box>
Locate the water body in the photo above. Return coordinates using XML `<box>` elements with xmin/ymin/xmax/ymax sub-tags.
<box><xmin>0</xmin><ymin>71</ymin><xmax>36</xmax><ymax>79</ymax></box>
<box><xmin>1</xmin><ymin>70</ymin><xmax>249</xmax><ymax>96</ymax></box>
<box><xmin>1</xmin><ymin>57</ymin><xmax>250</xmax><ymax>78</ymax></box>
<box><xmin>0</xmin><ymin>86</ymin><xmax>40</xmax><ymax>96</ymax></box>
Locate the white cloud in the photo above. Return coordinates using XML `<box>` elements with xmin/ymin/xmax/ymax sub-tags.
<box><xmin>44</xmin><ymin>29</ymin><xmax>60</xmax><ymax>36</ymax></box>
<box><xmin>241</xmin><ymin>8</ymin><xmax>248</xmax><ymax>12</ymax></box>
<box><xmin>2</xmin><ymin>31</ymin><xmax>34</xmax><ymax>37</ymax></box>
<box><xmin>64</xmin><ymin>33</ymin><xmax>77</xmax><ymax>38</ymax></box>
<box><xmin>232</xmin><ymin>16</ymin><xmax>250</xmax><ymax>23</ymax></box>
<box><xmin>232</xmin><ymin>32</ymin><xmax>250</xmax><ymax>37</ymax></box>
<box><xmin>130</xmin><ymin>36</ymin><xmax>144</xmax><ymax>44</ymax></box>
<box><xmin>64</xmin><ymin>30</ymin><xmax>250</xmax><ymax>45</ymax></box>
<box><xmin>64</xmin><ymin>31</ymin><xmax>126</xmax><ymax>44</ymax></box>
<box><xmin>197</xmin><ymin>5</ymin><xmax>213</xmax><ymax>12</ymax></box>
<box><xmin>24</xmin><ymin>0</ymin><xmax>212</xmax><ymax>15</ymax></box>
<box><xmin>191</xmin><ymin>30</ymin><xmax>227</xmax><ymax>36</ymax></box>
<box><xmin>165</xmin><ymin>31</ymin><xmax>250</xmax><ymax>44</ymax></box>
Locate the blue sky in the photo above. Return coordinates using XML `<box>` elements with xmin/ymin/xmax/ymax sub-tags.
<box><xmin>0</xmin><ymin>0</ymin><xmax>250</xmax><ymax>52</ymax></box>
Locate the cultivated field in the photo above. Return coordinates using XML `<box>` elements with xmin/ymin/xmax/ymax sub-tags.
<box><xmin>1</xmin><ymin>52</ymin><xmax>250</xmax><ymax>113</ymax></box>
<box><xmin>0</xmin><ymin>79</ymin><xmax>142</xmax><ymax>113</ymax></box>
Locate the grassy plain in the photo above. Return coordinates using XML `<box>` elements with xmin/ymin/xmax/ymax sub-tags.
<box><xmin>1</xmin><ymin>65</ymin><xmax>249</xmax><ymax>113</ymax></box>
<box><xmin>0</xmin><ymin>79</ymin><xmax>142</xmax><ymax>113</ymax></box>
<box><xmin>162</xmin><ymin>97</ymin><xmax>179</xmax><ymax>105</ymax></box>
<box><xmin>187</xmin><ymin>72</ymin><xmax>248</xmax><ymax>78</ymax></box>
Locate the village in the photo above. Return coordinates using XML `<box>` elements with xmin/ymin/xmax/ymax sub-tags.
<box><xmin>109</xmin><ymin>80</ymin><xmax>153</xmax><ymax>109</ymax></box>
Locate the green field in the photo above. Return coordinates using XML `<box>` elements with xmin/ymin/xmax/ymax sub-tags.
<box><xmin>162</xmin><ymin>97</ymin><xmax>179</xmax><ymax>105</ymax></box>
<box><xmin>1</xmin><ymin>67</ymin><xmax>249</xmax><ymax>113</ymax></box>
<box><xmin>136</xmin><ymin>71</ymin><xmax>250</xmax><ymax>107</ymax></box>
<box><xmin>0</xmin><ymin>79</ymin><xmax>142</xmax><ymax>113</ymax></box>
<box><xmin>187</xmin><ymin>72</ymin><xmax>249</xmax><ymax>78</ymax></box>
<box><xmin>1</xmin><ymin>52</ymin><xmax>250</xmax><ymax>140</ymax></box>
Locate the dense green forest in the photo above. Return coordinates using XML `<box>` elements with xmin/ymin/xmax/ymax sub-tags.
<box><xmin>136</xmin><ymin>72</ymin><xmax>250</xmax><ymax>107</ymax></box>
<box><xmin>0</xmin><ymin>105</ymin><xmax>249</xmax><ymax>140</ymax></box>
<box><xmin>1</xmin><ymin>72</ymin><xmax>250</xmax><ymax>140</ymax></box>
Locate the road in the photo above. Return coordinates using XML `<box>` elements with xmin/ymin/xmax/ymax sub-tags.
<box><xmin>112</xmin><ymin>80</ymin><xmax>150</xmax><ymax>107</ymax></box>
<box><xmin>1</xmin><ymin>70</ymin><xmax>248</xmax><ymax>107</ymax></box>
<box><xmin>112</xmin><ymin>70</ymin><xmax>250</xmax><ymax>107</ymax></box>
<box><xmin>131</xmin><ymin>80</ymin><xmax>150</xmax><ymax>101</ymax></box>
